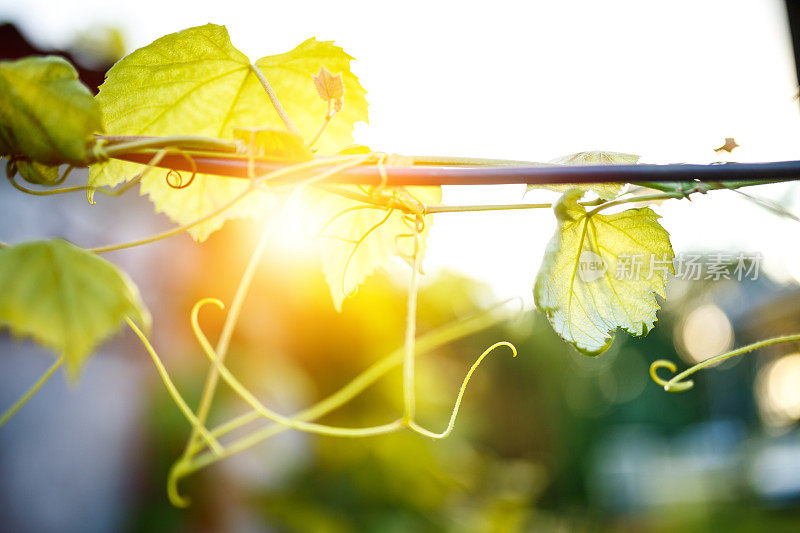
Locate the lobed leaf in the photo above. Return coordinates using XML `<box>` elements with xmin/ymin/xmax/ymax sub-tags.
<box><xmin>534</xmin><ymin>189</ymin><xmax>674</xmax><ymax>355</ymax></box>
<box><xmin>0</xmin><ymin>240</ymin><xmax>150</xmax><ymax>380</ymax></box>
<box><xmin>0</xmin><ymin>56</ymin><xmax>101</xmax><ymax>165</ymax></box>
<box><xmin>90</xmin><ymin>24</ymin><xmax>367</xmax><ymax>241</ymax></box>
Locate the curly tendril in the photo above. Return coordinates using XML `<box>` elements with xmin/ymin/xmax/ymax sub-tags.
<box><xmin>409</xmin><ymin>341</ymin><xmax>518</xmax><ymax>439</ymax></box>
<box><xmin>649</xmin><ymin>359</ymin><xmax>695</xmax><ymax>392</ymax></box>
<box><xmin>649</xmin><ymin>333</ymin><xmax>800</xmax><ymax>393</ymax></box>
<box><xmin>164</xmin><ymin>150</ymin><xmax>198</xmax><ymax>189</ymax></box>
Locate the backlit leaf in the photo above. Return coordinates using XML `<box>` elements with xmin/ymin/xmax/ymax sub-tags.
<box><xmin>0</xmin><ymin>56</ymin><xmax>101</xmax><ymax>165</ymax></box>
<box><xmin>534</xmin><ymin>189</ymin><xmax>673</xmax><ymax>355</ymax></box>
<box><xmin>0</xmin><ymin>240</ymin><xmax>150</xmax><ymax>380</ymax></box>
<box><xmin>527</xmin><ymin>150</ymin><xmax>639</xmax><ymax>200</ymax></box>
<box><xmin>90</xmin><ymin>24</ymin><xmax>367</xmax><ymax>240</ymax></box>
<box><xmin>305</xmin><ymin>185</ymin><xmax>441</xmax><ymax>311</ymax></box>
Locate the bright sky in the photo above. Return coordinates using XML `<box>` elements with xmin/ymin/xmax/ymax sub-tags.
<box><xmin>3</xmin><ymin>0</ymin><xmax>800</xmax><ymax>302</ymax></box>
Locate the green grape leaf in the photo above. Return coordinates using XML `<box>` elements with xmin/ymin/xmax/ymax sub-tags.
<box><xmin>305</xmin><ymin>185</ymin><xmax>441</xmax><ymax>311</ymax></box>
<box><xmin>0</xmin><ymin>56</ymin><xmax>101</xmax><ymax>165</ymax></box>
<box><xmin>527</xmin><ymin>151</ymin><xmax>639</xmax><ymax>200</ymax></box>
<box><xmin>534</xmin><ymin>189</ymin><xmax>674</xmax><ymax>355</ymax></box>
<box><xmin>90</xmin><ymin>24</ymin><xmax>367</xmax><ymax>241</ymax></box>
<box><xmin>0</xmin><ymin>240</ymin><xmax>150</xmax><ymax>380</ymax></box>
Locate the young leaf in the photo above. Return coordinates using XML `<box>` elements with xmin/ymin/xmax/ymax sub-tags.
<box><xmin>527</xmin><ymin>151</ymin><xmax>639</xmax><ymax>200</ymax></box>
<box><xmin>305</xmin><ymin>185</ymin><xmax>441</xmax><ymax>311</ymax></box>
<box><xmin>313</xmin><ymin>67</ymin><xmax>344</xmax><ymax>102</ymax></box>
<box><xmin>534</xmin><ymin>189</ymin><xmax>674</xmax><ymax>355</ymax></box>
<box><xmin>0</xmin><ymin>240</ymin><xmax>150</xmax><ymax>380</ymax></box>
<box><xmin>0</xmin><ymin>56</ymin><xmax>101</xmax><ymax>165</ymax></box>
<box><xmin>90</xmin><ymin>24</ymin><xmax>367</xmax><ymax>241</ymax></box>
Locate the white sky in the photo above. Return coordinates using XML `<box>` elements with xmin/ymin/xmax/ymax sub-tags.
<box><xmin>3</xmin><ymin>0</ymin><xmax>800</xmax><ymax>302</ymax></box>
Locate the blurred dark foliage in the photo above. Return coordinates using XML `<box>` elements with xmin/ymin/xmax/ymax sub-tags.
<box><xmin>0</xmin><ymin>22</ymin><xmax>112</xmax><ymax>93</ymax></box>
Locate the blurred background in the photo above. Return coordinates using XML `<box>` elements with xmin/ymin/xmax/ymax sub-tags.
<box><xmin>3</xmin><ymin>1</ymin><xmax>800</xmax><ymax>531</ymax></box>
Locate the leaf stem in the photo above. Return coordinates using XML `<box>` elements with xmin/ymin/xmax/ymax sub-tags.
<box><xmin>309</xmin><ymin>100</ymin><xmax>333</xmax><ymax>149</ymax></box>
<box><xmin>250</xmin><ymin>64</ymin><xmax>301</xmax><ymax>135</ymax></box>
<box><xmin>0</xmin><ymin>355</ymin><xmax>64</xmax><ymax>428</ymax></box>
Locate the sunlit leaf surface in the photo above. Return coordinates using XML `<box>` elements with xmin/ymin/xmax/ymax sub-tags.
<box><xmin>90</xmin><ymin>24</ymin><xmax>367</xmax><ymax>240</ymax></box>
<box><xmin>305</xmin><ymin>185</ymin><xmax>441</xmax><ymax>311</ymax></box>
<box><xmin>534</xmin><ymin>189</ymin><xmax>673</xmax><ymax>355</ymax></box>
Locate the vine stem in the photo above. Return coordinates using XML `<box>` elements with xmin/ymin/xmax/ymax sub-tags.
<box><xmin>181</xmin><ymin>299</ymin><xmax>517</xmax><ymax>470</ymax></box>
<box><xmin>125</xmin><ymin>317</ymin><xmax>223</xmax><ymax>455</ymax></box>
<box><xmin>402</xmin><ymin>218</ymin><xmax>423</xmax><ymax>423</ymax></box>
<box><xmin>0</xmin><ymin>355</ymin><xmax>64</xmax><ymax>428</ymax></box>
<box><xmin>88</xmin><ymin>189</ymin><xmax>254</xmax><ymax>253</ymax></box>
<box><xmin>650</xmin><ymin>333</ymin><xmax>800</xmax><ymax>392</ymax></box>
<box><xmin>191</xmin><ymin>298</ymin><xmax>403</xmax><ymax>437</ymax></box>
<box><xmin>250</xmin><ymin>64</ymin><xmax>300</xmax><ymax>135</ymax></box>
<box><xmin>99</xmin><ymin>135</ymin><xmax>240</xmax><ymax>158</ymax></box>
<box><xmin>181</xmin><ymin>221</ymin><xmax>275</xmax><ymax>458</ymax></box>
<box><xmin>425</xmin><ymin>203</ymin><xmax>552</xmax><ymax>214</ymax></box>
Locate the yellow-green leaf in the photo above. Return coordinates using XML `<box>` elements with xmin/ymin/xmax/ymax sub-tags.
<box><xmin>0</xmin><ymin>56</ymin><xmax>101</xmax><ymax>165</ymax></box>
<box><xmin>255</xmin><ymin>38</ymin><xmax>367</xmax><ymax>155</ymax></box>
<box><xmin>527</xmin><ymin>151</ymin><xmax>639</xmax><ymax>200</ymax></box>
<box><xmin>534</xmin><ymin>189</ymin><xmax>673</xmax><ymax>355</ymax></box>
<box><xmin>0</xmin><ymin>240</ymin><xmax>150</xmax><ymax>380</ymax></box>
<box><xmin>305</xmin><ymin>186</ymin><xmax>441</xmax><ymax>311</ymax></box>
<box><xmin>90</xmin><ymin>24</ymin><xmax>367</xmax><ymax>241</ymax></box>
